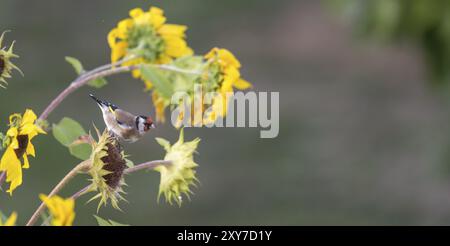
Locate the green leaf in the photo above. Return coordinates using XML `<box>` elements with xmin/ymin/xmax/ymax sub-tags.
<box><xmin>172</xmin><ymin>55</ymin><xmax>204</xmax><ymax>71</ymax></box>
<box><xmin>69</xmin><ymin>143</ymin><xmax>92</xmax><ymax>160</ymax></box>
<box><xmin>94</xmin><ymin>215</ymin><xmax>129</xmax><ymax>226</ymax></box>
<box><xmin>94</xmin><ymin>215</ymin><xmax>110</xmax><ymax>226</ymax></box>
<box><xmin>108</xmin><ymin>220</ymin><xmax>129</xmax><ymax>226</ymax></box>
<box><xmin>87</xmin><ymin>77</ymin><xmax>108</xmax><ymax>89</ymax></box>
<box><xmin>140</xmin><ymin>65</ymin><xmax>174</xmax><ymax>99</ymax></box>
<box><xmin>53</xmin><ymin>117</ymin><xmax>87</xmax><ymax>146</ymax></box>
<box><xmin>53</xmin><ymin>117</ymin><xmax>91</xmax><ymax>160</ymax></box>
<box><xmin>65</xmin><ymin>56</ymin><xmax>85</xmax><ymax>75</ymax></box>
<box><xmin>66</xmin><ymin>56</ymin><xmax>108</xmax><ymax>89</ymax></box>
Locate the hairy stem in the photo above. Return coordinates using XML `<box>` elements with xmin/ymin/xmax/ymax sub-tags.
<box><xmin>38</xmin><ymin>65</ymin><xmax>138</xmax><ymax>121</ymax></box>
<box><xmin>26</xmin><ymin>160</ymin><xmax>92</xmax><ymax>226</ymax></box>
<box><xmin>39</xmin><ymin>160</ymin><xmax>171</xmax><ymax>226</ymax></box>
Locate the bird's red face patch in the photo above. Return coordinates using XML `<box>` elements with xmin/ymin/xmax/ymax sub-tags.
<box><xmin>144</xmin><ymin>117</ymin><xmax>154</xmax><ymax>131</ymax></box>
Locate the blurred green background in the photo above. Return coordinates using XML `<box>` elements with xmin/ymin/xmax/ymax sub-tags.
<box><xmin>2</xmin><ymin>0</ymin><xmax>450</xmax><ymax>225</ymax></box>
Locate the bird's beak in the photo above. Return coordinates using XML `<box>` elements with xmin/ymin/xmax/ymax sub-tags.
<box><xmin>150</xmin><ymin>123</ymin><xmax>156</xmax><ymax>129</ymax></box>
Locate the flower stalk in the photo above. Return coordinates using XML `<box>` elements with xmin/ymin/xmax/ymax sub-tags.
<box><xmin>38</xmin><ymin>62</ymin><xmax>139</xmax><ymax>121</ymax></box>
<box><xmin>38</xmin><ymin>59</ymin><xmax>201</xmax><ymax>122</ymax></box>
<box><xmin>26</xmin><ymin>160</ymin><xmax>92</xmax><ymax>226</ymax></box>
<box><xmin>39</xmin><ymin>160</ymin><xmax>171</xmax><ymax>226</ymax></box>
<box><xmin>0</xmin><ymin>171</ymin><xmax>5</xmax><ymax>191</ymax></box>
<box><xmin>74</xmin><ymin>160</ymin><xmax>171</xmax><ymax>201</ymax></box>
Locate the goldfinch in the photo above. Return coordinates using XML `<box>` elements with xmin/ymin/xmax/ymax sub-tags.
<box><xmin>89</xmin><ymin>94</ymin><xmax>155</xmax><ymax>143</ymax></box>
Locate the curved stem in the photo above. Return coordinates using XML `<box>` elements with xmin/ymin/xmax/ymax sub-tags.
<box><xmin>38</xmin><ymin>65</ymin><xmax>139</xmax><ymax>121</ymax></box>
<box><xmin>26</xmin><ymin>160</ymin><xmax>92</xmax><ymax>226</ymax></box>
<box><xmin>124</xmin><ymin>160</ymin><xmax>171</xmax><ymax>174</ymax></box>
<box><xmin>0</xmin><ymin>171</ymin><xmax>5</xmax><ymax>191</ymax></box>
<box><xmin>77</xmin><ymin>55</ymin><xmax>137</xmax><ymax>81</ymax></box>
<box><xmin>39</xmin><ymin>160</ymin><xmax>171</xmax><ymax>226</ymax></box>
<box><xmin>71</xmin><ymin>185</ymin><xmax>92</xmax><ymax>200</ymax></box>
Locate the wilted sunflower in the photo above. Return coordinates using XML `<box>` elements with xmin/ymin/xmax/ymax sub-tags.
<box><xmin>0</xmin><ymin>31</ymin><xmax>22</xmax><ymax>88</ymax></box>
<box><xmin>108</xmin><ymin>6</ymin><xmax>193</xmax><ymax>87</ymax></box>
<box><xmin>86</xmin><ymin>129</ymin><xmax>127</xmax><ymax>210</ymax></box>
<box><xmin>40</xmin><ymin>194</ymin><xmax>75</xmax><ymax>226</ymax></box>
<box><xmin>0</xmin><ymin>109</ymin><xmax>46</xmax><ymax>194</ymax></box>
<box><xmin>155</xmin><ymin>128</ymin><xmax>200</xmax><ymax>206</ymax></box>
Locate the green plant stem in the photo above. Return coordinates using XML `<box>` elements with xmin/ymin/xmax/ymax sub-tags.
<box><xmin>26</xmin><ymin>160</ymin><xmax>92</xmax><ymax>226</ymax></box>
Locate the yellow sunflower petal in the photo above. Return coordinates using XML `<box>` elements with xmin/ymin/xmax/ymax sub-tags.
<box><xmin>0</xmin><ymin>212</ymin><xmax>17</xmax><ymax>226</ymax></box>
<box><xmin>26</xmin><ymin>141</ymin><xmax>36</xmax><ymax>157</ymax></box>
<box><xmin>223</xmin><ymin>66</ymin><xmax>241</xmax><ymax>81</ymax></box>
<box><xmin>40</xmin><ymin>194</ymin><xmax>75</xmax><ymax>226</ymax></box>
<box><xmin>117</xmin><ymin>19</ymin><xmax>133</xmax><ymax>38</ymax></box>
<box><xmin>156</xmin><ymin>54</ymin><xmax>173</xmax><ymax>64</ymax></box>
<box><xmin>158</xmin><ymin>24</ymin><xmax>187</xmax><ymax>37</ymax></box>
<box><xmin>107</xmin><ymin>28</ymin><xmax>118</xmax><ymax>48</ymax></box>
<box><xmin>144</xmin><ymin>80</ymin><xmax>153</xmax><ymax>91</ymax></box>
<box><xmin>233</xmin><ymin>78</ymin><xmax>252</xmax><ymax>90</ymax></box>
<box><xmin>0</xmin><ymin>146</ymin><xmax>23</xmax><ymax>195</ymax></box>
<box><xmin>21</xmin><ymin>109</ymin><xmax>37</xmax><ymax>126</ymax></box>
<box><xmin>8</xmin><ymin>113</ymin><xmax>21</xmax><ymax>125</ymax></box>
<box><xmin>149</xmin><ymin>6</ymin><xmax>164</xmax><ymax>16</ymax></box>
<box><xmin>20</xmin><ymin>123</ymin><xmax>42</xmax><ymax>136</ymax></box>
<box><xmin>6</xmin><ymin>127</ymin><xmax>18</xmax><ymax>138</ymax></box>
<box><xmin>153</xmin><ymin>91</ymin><xmax>167</xmax><ymax>123</ymax></box>
<box><xmin>217</xmin><ymin>48</ymin><xmax>241</xmax><ymax>68</ymax></box>
<box><xmin>163</xmin><ymin>36</ymin><xmax>189</xmax><ymax>57</ymax></box>
<box><xmin>111</xmin><ymin>41</ymin><xmax>128</xmax><ymax>63</ymax></box>
<box><xmin>205</xmin><ymin>47</ymin><xmax>219</xmax><ymax>60</ymax></box>
<box><xmin>9</xmin><ymin>137</ymin><xmax>18</xmax><ymax>149</ymax></box>
<box><xmin>221</xmin><ymin>76</ymin><xmax>235</xmax><ymax>93</ymax></box>
<box><xmin>132</xmin><ymin>69</ymin><xmax>141</xmax><ymax>79</ymax></box>
<box><xmin>22</xmin><ymin>154</ymin><xmax>29</xmax><ymax>169</ymax></box>
<box><xmin>150</xmin><ymin>14</ymin><xmax>166</xmax><ymax>29</ymax></box>
<box><xmin>129</xmin><ymin>8</ymin><xmax>144</xmax><ymax>18</ymax></box>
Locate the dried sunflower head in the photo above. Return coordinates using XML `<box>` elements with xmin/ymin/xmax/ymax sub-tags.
<box><xmin>0</xmin><ymin>31</ymin><xmax>22</xmax><ymax>88</ymax></box>
<box><xmin>86</xmin><ymin>129</ymin><xmax>127</xmax><ymax>211</ymax></box>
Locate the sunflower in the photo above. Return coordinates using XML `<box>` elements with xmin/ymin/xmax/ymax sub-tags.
<box><xmin>86</xmin><ymin>129</ymin><xmax>127</xmax><ymax>211</ymax></box>
<box><xmin>0</xmin><ymin>31</ymin><xmax>22</xmax><ymax>88</ymax></box>
<box><xmin>40</xmin><ymin>194</ymin><xmax>75</xmax><ymax>226</ymax></box>
<box><xmin>108</xmin><ymin>6</ymin><xmax>193</xmax><ymax>87</ymax></box>
<box><xmin>171</xmin><ymin>48</ymin><xmax>253</xmax><ymax>126</ymax></box>
<box><xmin>0</xmin><ymin>109</ymin><xmax>46</xmax><ymax>195</ymax></box>
<box><xmin>155</xmin><ymin>128</ymin><xmax>200</xmax><ymax>206</ymax></box>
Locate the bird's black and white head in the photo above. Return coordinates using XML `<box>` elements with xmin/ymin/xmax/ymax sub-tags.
<box><xmin>136</xmin><ymin>115</ymin><xmax>155</xmax><ymax>134</ymax></box>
